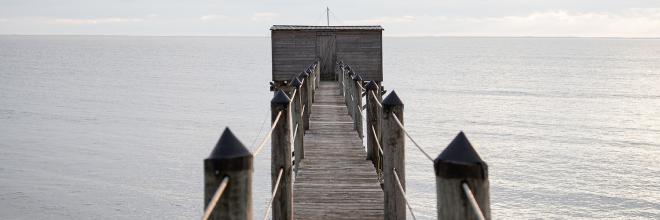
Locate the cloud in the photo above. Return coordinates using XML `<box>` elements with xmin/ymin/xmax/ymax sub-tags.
<box><xmin>251</xmin><ymin>12</ymin><xmax>278</xmax><ymax>22</ymax></box>
<box><xmin>344</xmin><ymin>15</ymin><xmax>416</xmax><ymax>25</ymax></box>
<box><xmin>200</xmin><ymin>14</ymin><xmax>227</xmax><ymax>21</ymax></box>
<box><xmin>49</xmin><ymin>17</ymin><xmax>143</xmax><ymax>25</ymax></box>
<box><xmin>351</xmin><ymin>8</ymin><xmax>660</xmax><ymax>37</ymax></box>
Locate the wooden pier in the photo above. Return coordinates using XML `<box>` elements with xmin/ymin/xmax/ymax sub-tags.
<box><xmin>201</xmin><ymin>25</ymin><xmax>492</xmax><ymax>220</ymax></box>
<box><xmin>294</xmin><ymin>81</ymin><xmax>383</xmax><ymax>220</ymax></box>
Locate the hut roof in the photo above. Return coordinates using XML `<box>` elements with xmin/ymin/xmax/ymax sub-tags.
<box><xmin>271</xmin><ymin>25</ymin><xmax>384</xmax><ymax>31</ymax></box>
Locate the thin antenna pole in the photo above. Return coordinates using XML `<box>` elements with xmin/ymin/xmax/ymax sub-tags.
<box><xmin>326</xmin><ymin>7</ymin><xmax>330</xmax><ymax>26</ymax></box>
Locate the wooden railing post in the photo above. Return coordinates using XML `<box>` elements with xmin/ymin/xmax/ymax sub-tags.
<box><xmin>300</xmin><ymin>72</ymin><xmax>311</xmax><ymax>131</ymax></box>
<box><xmin>338</xmin><ymin>64</ymin><xmax>344</xmax><ymax>95</ymax></box>
<box><xmin>315</xmin><ymin>62</ymin><xmax>320</xmax><ymax>89</ymax></box>
<box><xmin>434</xmin><ymin>132</ymin><xmax>490</xmax><ymax>220</ymax></box>
<box><xmin>344</xmin><ymin>69</ymin><xmax>352</xmax><ymax>114</ymax></box>
<box><xmin>271</xmin><ymin>90</ymin><xmax>293</xmax><ymax>220</ymax></box>
<box><xmin>352</xmin><ymin>74</ymin><xmax>363</xmax><ymax>138</ymax></box>
<box><xmin>204</xmin><ymin>128</ymin><xmax>253</xmax><ymax>220</ymax></box>
<box><xmin>291</xmin><ymin>78</ymin><xmax>304</xmax><ymax>166</ymax></box>
<box><xmin>382</xmin><ymin>91</ymin><xmax>405</xmax><ymax>220</ymax></box>
<box><xmin>365</xmin><ymin>81</ymin><xmax>380</xmax><ymax>162</ymax></box>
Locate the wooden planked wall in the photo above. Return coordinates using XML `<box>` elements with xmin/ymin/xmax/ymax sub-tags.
<box><xmin>272</xmin><ymin>30</ymin><xmax>383</xmax><ymax>81</ymax></box>
<box><xmin>272</xmin><ymin>31</ymin><xmax>317</xmax><ymax>82</ymax></box>
<box><xmin>335</xmin><ymin>31</ymin><xmax>382</xmax><ymax>81</ymax></box>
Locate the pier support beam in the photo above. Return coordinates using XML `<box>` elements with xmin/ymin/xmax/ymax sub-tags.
<box><xmin>204</xmin><ymin>128</ymin><xmax>253</xmax><ymax>220</ymax></box>
<box><xmin>271</xmin><ymin>90</ymin><xmax>293</xmax><ymax>220</ymax></box>
<box><xmin>434</xmin><ymin>132</ymin><xmax>490</xmax><ymax>220</ymax></box>
<box><xmin>382</xmin><ymin>91</ymin><xmax>405</xmax><ymax>220</ymax></box>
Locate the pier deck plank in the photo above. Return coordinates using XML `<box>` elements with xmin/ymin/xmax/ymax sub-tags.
<box><xmin>294</xmin><ymin>81</ymin><xmax>384</xmax><ymax>220</ymax></box>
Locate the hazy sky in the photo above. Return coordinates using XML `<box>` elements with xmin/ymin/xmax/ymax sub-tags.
<box><xmin>2</xmin><ymin>0</ymin><xmax>660</xmax><ymax>37</ymax></box>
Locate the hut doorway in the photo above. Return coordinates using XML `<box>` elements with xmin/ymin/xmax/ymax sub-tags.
<box><xmin>317</xmin><ymin>35</ymin><xmax>336</xmax><ymax>81</ymax></box>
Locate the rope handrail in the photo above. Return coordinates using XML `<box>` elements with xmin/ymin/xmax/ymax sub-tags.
<box><xmin>357</xmin><ymin>81</ymin><xmax>366</xmax><ymax>91</ymax></box>
<box><xmin>291</xmin><ymin>123</ymin><xmax>299</xmax><ymax>150</ymax></box>
<box><xmin>393</xmin><ymin>168</ymin><xmax>418</xmax><ymax>220</ymax></box>
<box><xmin>370</xmin><ymin>91</ymin><xmax>383</xmax><ymax>108</ymax></box>
<box><xmin>290</xmin><ymin>88</ymin><xmax>298</xmax><ymax>102</ymax></box>
<box><xmin>202</xmin><ymin>176</ymin><xmax>230</xmax><ymax>220</ymax></box>
<box><xmin>253</xmin><ymin>110</ymin><xmax>283</xmax><ymax>156</ymax></box>
<box><xmin>462</xmin><ymin>182</ymin><xmax>486</xmax><ymax>220</ymax></box>
<box><xmin>371</xmin><ymin>125</ymin><xmax>383</xmax><ymax>155</ymax></box>
<box><xmin>262</xmin><ymin>168</ymin><xmax>285</xmax><ymax>220</ymax></box>
<box><xmin>391</xmin><ymin>113</ymin><xmax>434</xmax><ymax>162</ymax></box>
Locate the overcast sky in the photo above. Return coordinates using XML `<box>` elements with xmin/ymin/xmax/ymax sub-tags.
<box><xmin>1</xmin><ymin>0</ymin><xmax>660</xmax><ymax>37</ymax></box>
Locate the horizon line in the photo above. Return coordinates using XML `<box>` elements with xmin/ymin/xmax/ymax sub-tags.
<box><xmin>1</xmin><ymin>34</ymin><xmax>660</xmax><ymax>39</ymax></box>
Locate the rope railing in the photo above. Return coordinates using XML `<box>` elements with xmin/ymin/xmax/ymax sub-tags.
<box><xmin>393</xmin><ymin>168</ymin><xmax>418</xmax><ymax>220</ymax></box>
<box><xmin>357</xmin><ymin>81</ymin><xmax>366</xmax><ymax>91</ymax></box>
<box><xmin>202</xmin><ymin>176</ymin><xmax>230</xmax><ymax>220</ymax></box>
<box><xmin>370</xmin><ymin>90</ymin><xmax>383</xmax><ymax>108</ymax></box>
<box><xmin>290</xmin><ymin>88</ymin><xmax>298</xmax><ymax>104</ymax></box>
<box><xmin>391</xmin><ymin>113</ymin><xmax>434</xmax><ymax>162</ymax></box>
<box><xmin>371</xmin><ymin>125</ymin><xmax>384</xmax><ymax>155</ymax></box>
<box><xmin>462</xmin><ymin>182</ymin><xmax>486</xmax><ymax>220</ymax></box>
<box><xmin>262</xmin><ymin>168</ymin><xmax>285</xmax><ymax>220</ymax></box>
<box><xmin>253</xmin><ymin>110</ymin><xmax>283</xmax><ymax>156</ymax></box>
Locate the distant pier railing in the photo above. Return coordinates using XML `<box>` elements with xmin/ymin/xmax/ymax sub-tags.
<box><xmin>201</xmin><ymin>59</ymin><xmax>491</xmax><ymax>220</ymax></box>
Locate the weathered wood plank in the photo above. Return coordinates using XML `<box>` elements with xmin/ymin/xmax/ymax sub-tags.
<box><xmin>294</xmin><ymin>81</ymin><xmax>384</xmax><ymax>220</ymax></box>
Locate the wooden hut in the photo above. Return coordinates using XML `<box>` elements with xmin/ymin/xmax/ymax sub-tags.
<box><xmin>271</xmin><ymin>25</ymin><xmax>384</xmax><ymax>82</ymax></box>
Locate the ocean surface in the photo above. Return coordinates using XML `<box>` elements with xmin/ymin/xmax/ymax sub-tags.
<box><xmin>1</xmin><ymin>35</ymin><xmax>659</xmax><ymax>219</ymax></box>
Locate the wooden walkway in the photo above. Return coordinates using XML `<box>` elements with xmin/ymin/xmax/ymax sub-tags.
<box><xmin>293</xmin><ymin>81</ymin><xmax>384</xmax><ymax>220</ymax></box>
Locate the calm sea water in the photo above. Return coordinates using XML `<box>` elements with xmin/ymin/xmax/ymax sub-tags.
<box><xmin>1</xmin><ymin>36</ymin><xmax>659</xmax><ymax>219</ymax></box>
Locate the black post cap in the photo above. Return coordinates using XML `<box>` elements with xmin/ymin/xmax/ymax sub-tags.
<box><xmin>291</xmin><ymin>78</ymin><xmax>302</xmax><ymax>88</ymax></box>
<box><xmin>382</xmin><ymin>90</ymin><xmax>403</xmax><ymax>106</ymax></box>
<box><xmin>434</xmin><ymin>132</ymin><xmax>488</xmax><ymax>179</ymax></box>
<box><xmin>271</xmin><ymin>89</ymin><xmax>291</xmax><ymax>104</ymax></box>
<box><xmin>365</xmin><ymin>81</ymin><xmax>378</xmax><ymax>91</ymax></box>
<box><xmin>205</xmin><ymin>127</ymin><xmax>253</xmax><ymax>171</ymax></box>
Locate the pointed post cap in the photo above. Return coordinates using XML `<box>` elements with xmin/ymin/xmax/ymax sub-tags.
<box><xmin>434</xmin><ymin>132</ymin><xmax>488</xmax><ymax>179</ymax></box>
<box><xmin>271</xmin><ymin>89</ymin><xmax>291</xmax><ymax>105</ymax></box>
<box><xmin>352</xmin><ymin>74</ymin><xmax>363</xmax><ymax>81</ymax></box>
<box><xmin>291</xmin><ymin>78</ymin><xmax>302</xmax><ymax>88</ymax></box>
<box><xmin>205</xmin><ymin>127</ymin><xmax>253</xmax><ymax>171</ymax></box>
<box><xmin>383</xmin><ymin>90</ymin><xmax>403</xmax><ymax>106</ymax></box>
<box><xmin>365</xmin><ymin>81</ymin><xmax>378</xmax><ymax>91</ymax></box>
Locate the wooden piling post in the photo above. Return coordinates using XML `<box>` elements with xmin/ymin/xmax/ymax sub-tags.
<box><xmin>434</xmin><ymin>132</ymin><xmax>490</xmax><ymax>220</ymax></box>
<box><xmin>315</xmin><ymin>62</ymin><xmax>320</xmax><ymax>89</ymax></box>
<box><xmin>352</xmin><ymin>74</ymin><xmax>363</xmax><ymax>138</ymax></box>
<box><xmin>300</xmin><ymin>72</ymin><xmax>311</xmax><ymax>131</ymax></box>
<box><xmin>338</xmin><ymin>64</ymin><xmax>344</xmax><ymax>95</ymax></box>
<box><xmin>343</xmin><ymin>69</ymin><xmax>350</xmax><ymax>112</ymax></box>
<box><xmin>346</xmin><ymin>70</ymin><xmax>355</xmax><ymax>116</ymax></box>
<box><xmin>382</xmin><ymin>91</ymin><xmax>405</xmax><ymax>220</ymax></box>
<box><xmin>365</xmin><ymin>81</ymin><xmax>380</xmax><ymax>162</ymax></box>
<box><xmin>271</xmin><ymin>90</ymin><xmax>293</xmax><ymax>220</ymax></box>
<box><xmin>204</xmin><ymin>128</ymin><xmax>253</xmax><ymax>220</ymax></box>
<box><xmin>291</xmin><ymin>78</ymin><xmax>304</xmax><ymax>164</ymax></box>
